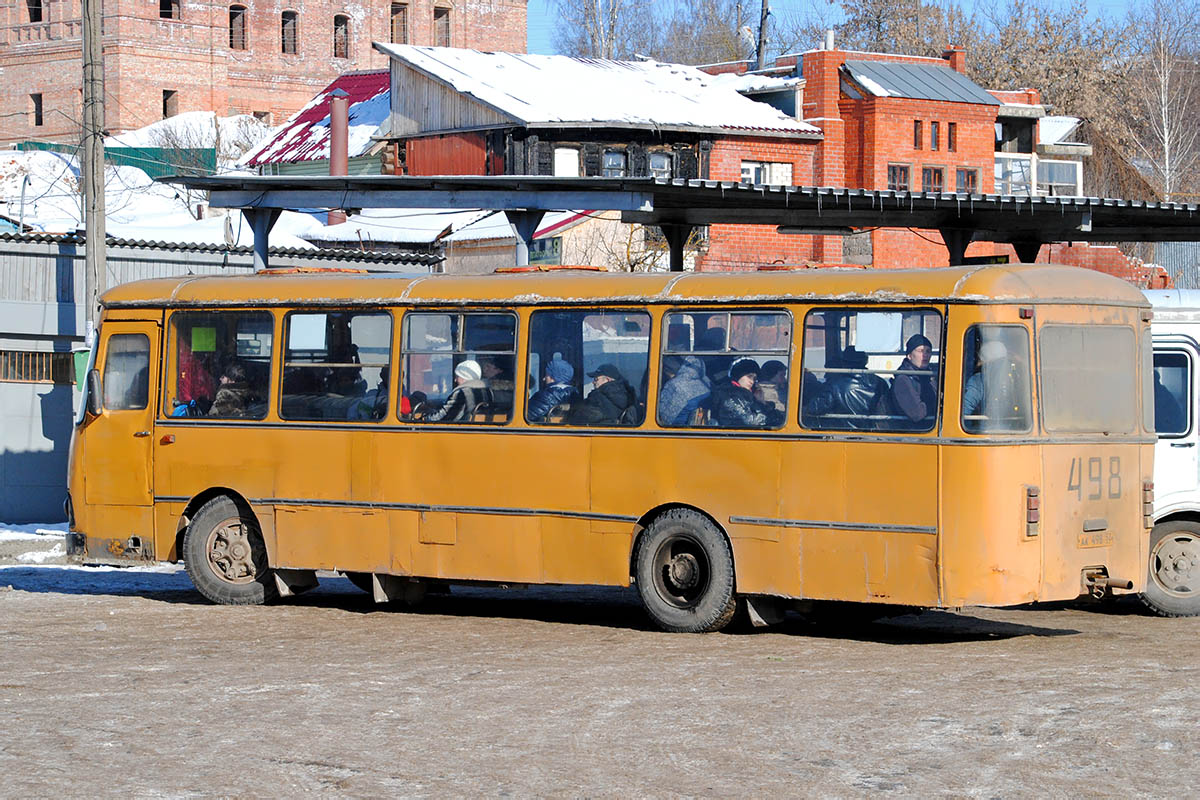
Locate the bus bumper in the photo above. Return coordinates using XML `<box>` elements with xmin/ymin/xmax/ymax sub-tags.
<box><xmin>65</xmin><ymin>531</ymin><xmax>155</xmax><ymax>566</ymax></box>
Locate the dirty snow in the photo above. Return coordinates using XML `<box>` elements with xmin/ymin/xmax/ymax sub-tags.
<box><xmin>374</xmin><ymin>45</ymin><xmax>819</xmax><ymax>134</ymax></box>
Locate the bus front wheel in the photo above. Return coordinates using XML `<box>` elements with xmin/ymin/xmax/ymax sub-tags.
<box><xmin>183</xmin><ymin>495</ymin><xmax>279</xmax><ymax>606</ymax></box>
<box><xmin>1141</xmin><ymin>521</ymin><xmax>1200</xmax><ymax>617</ymax></box>
<box><xmin>635</xmin><ymin>509</ymin><xmax>736</xmax><ymax>633</ymax></box>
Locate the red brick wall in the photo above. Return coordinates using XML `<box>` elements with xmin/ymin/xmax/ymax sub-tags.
<box><xmin>0</xmin><ymin>0</ymin><xmax>527</xmax><ymax>144</ymax></box>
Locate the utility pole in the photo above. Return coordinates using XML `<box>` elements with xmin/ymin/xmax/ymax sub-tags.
<box><xmin>755</xmin><ymin>0</ymin><xmax>769</xmax><ymax>70</ymax></box>
<box><xmin>81</xmin><ymin>0</ymin><xmax>105</xmax><ymax>347</ymax></box>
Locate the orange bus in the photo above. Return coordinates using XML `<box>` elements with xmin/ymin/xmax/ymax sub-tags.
<box><xmin>67</xmin><ymin>265</ymin><xmax>1152</xmax><ymax>632</ymax></box>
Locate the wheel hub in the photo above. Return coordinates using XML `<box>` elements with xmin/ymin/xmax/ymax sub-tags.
<box><xmin>207</xmin><ymin>520</ymin><xmax>257</xmax><ymax>584</ymax></box>
<box><xmin>669</xmin><ymin>553</ymin><xmax>700</xmax><ymax>590</ymax></box>
<box><xmin>1154</xmin><ymin>535</ymin><xmax>1200</xmax><ymax>595</ymax></box>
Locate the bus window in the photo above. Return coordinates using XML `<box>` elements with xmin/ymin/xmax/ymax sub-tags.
<box><xmin>167</xmin><ymin>311</ymin><xmax>273</xmax><ymax>419</ymax></box>
<box><xmin>526</xmin><ymin>309</ymin><xmax>649</xmax><ymax>426</ymax></box>
<box><xmin>1153</xmin><ymin>351</ymin><xmax>1190</xmax><ymax>436</ymax></box>
<box><xmin>102</xmin><ymin>334</ymin><xmax>150</xmax><ymax>411</ymax></box>
<box><xmin>659</xmin><ymin>310</ymin><xmax>790</xmax><ymax>428</ymax></box>
<box><xmin>1041</xmin><ymin>325</ymin><xmax>1136</xmax><ymax>433</ymax></box>
<box><xmin>801</xmin><ymin>307</ymin><xmax>941</xmax><ymax>432</ymax></box>
<box><xmin>281</xmin><ymin>311</ymin><xmax>391</xmax><ymax>421</ymax></box>
<box><xmin>961</xmin><ymin>325</ymin><xmax>1032</xmax><ymax>434</ymax></box>
<box><xmin>402</xmin><ymin>312</ymin><xmax>516</xmax><ymax>424</ymax></box>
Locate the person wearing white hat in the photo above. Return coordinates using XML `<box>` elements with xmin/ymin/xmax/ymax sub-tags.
<box><xmin>424</xmin><ymin>358</ymin><xmax>492</xmax><ymax>422</ymax></box>
<box><xmin>963</xmin><ymin>338</ymin><xmax>1019</xmax><ymax>431</ymax></box>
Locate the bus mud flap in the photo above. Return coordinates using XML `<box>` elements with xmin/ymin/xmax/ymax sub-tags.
<box><xmin>274</xmin><ymin>569</ymin><xmax>318</xmax><ymax>598</ymax></box>
<box><xmin>744</xmin><ymin>596</ymin><xmax>787</xmax><ymax>627</ymax></box>
<box><xmin>372</xmin><ymin>574</ymin><xmax>427</xmax><ymax>606</ymax></box>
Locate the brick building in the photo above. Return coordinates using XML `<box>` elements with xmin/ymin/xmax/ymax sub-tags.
<box><xmin>0</xmin><ymin>0</ymin><xmax>526</xmax><ymax>146</ymax></box>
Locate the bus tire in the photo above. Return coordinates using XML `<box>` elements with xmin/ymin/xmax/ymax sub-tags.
<box><xmin>183</xmin><ymin>495</ymin><xmax>278</xmax><ymax>606</ymax></box>
<box><xmin>635</xmin><ymin>509</ymin><xmax>736</xmax><ymax>633</ymax></box>
<box><xmin>1140</xmin><ymin>521</ymin><xmax>1200</xmax><ymax>617</ymax></box>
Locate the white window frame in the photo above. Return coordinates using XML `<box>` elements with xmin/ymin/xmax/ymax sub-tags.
<box><xmin>740</xmin><ymin>160</ymin><xmax>793</xmax><ymax>186</ymax></box>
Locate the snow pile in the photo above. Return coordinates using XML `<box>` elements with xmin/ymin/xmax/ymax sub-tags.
<box><xmin>106</xmin><ymin>111</ymin><xmax>273</xmax><ymax>167</ymax></box>
<box><xmin>0</xmin><ymin>522</ymin><xmax>67</xmax><ymax>541</ymax></box>
<box><xmin>16</xmin><ymin>543</ymin><xmax>64</xmax><ymax>563</ymax></box>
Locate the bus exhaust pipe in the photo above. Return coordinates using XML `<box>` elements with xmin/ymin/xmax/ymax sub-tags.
<box><xmin>1083</xmin><ymin>570</ymin><xmax>1134</xmax><ymax>598</ymax></box>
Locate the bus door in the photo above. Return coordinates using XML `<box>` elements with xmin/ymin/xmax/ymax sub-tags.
<box><xmin>80</xmin><ymin>320</ymin><xmax>160</xmax><ymax>560</ymax></box>
<box><xmin>1150</xmin><ymin>338</ymin><xmax>1198</xmax><ymax>510</ymax></box>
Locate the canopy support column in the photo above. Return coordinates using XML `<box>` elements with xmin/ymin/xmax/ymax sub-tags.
<box><xmin>939</xmin><ymin>228</ymin><xmax>972</xmax><ymax>267</ymax></box>
<box><xmin>243</xmin><ymin>208</ymin><xmax>281</xmax><ymax>271</ymax></box>
<box><xmin>505</xmin><ymin>210</ymin><xmax>546</xmax><ymax>267</ymax></box>
<box><xmin>1012</xmin><ymin>240</ymin><xmax>1044</xmax><ymax>264</ymax></box>
<box><xmin>660</xmin><ymin>223</ymin><xmax>694</xmax><ymax>272</ymax></box>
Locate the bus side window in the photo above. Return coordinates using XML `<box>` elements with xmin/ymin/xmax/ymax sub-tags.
<box><xmin>401</xmin><ymin>311</ymin><xmax>516</xmax><ymax>425</ymax></box>
<box><xmin>280</xmin><ymin>311</ymin><xmax>391</xmax><ymax>422</ymax></box>
<box><xmin>167</xmin><ymin>311</ymin><xmax>273</xmax><ymax>419</ymax></box>
<box><xmin>1153</xmin><ymin>350</ymin><xmax>1190</xmax><ymax>436</ymax></box>
<box><xmin>102</xmin><ymin>334</ymin><xmax>150</xmax><ymax>411</ymax></box>
<box><xmin>659</xmin><ymin>310</ymin><xmax>790</xmax><ymax>429</ymax></box>
<box><xmin>961</xmin><ymin>325</ymin><xmax>1032</xmax><ymax>434</ymax></box>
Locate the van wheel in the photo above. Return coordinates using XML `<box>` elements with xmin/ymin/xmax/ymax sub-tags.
<box><xmin>635</xmin><ymin>509</ymin><xmax>736</xmax><ymax>633</ymax></box>
<box><xmin>1140</xmin><ymin>521</ymin><xmax>1200</xmax><ymax>617</ymax></box>
<box><xmin>183</xmin><ymin>496</ymin><xmax>278</xmax><ymax>606</ymax></box>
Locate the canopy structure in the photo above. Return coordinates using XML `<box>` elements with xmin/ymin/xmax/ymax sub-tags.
<box><xmin>162</xmin><ymin>175</ymin><xmax>1200</xmax><ymax>271</ymax></box>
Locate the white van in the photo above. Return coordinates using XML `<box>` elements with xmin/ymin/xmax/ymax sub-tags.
<box><xmin>1144</xmin><ymin>290</ymin><xmax>1200</xmax><ymax>616</ymax></box>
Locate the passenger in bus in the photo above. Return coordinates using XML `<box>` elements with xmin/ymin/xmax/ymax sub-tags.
<box><xmin>962</xmin><ymin>340</ymin><xmax>1017</xmax><ymax>428</ymax></box>
<box><xmin>883</xmin><ymin>334</ymin><xmax>937</xmax><ymax>429</ymax></box>
<box><xmin>754</xmin><ymin>359</ymin><xmax>788</xmax><ymax>413</ymax></box>
<box><xmin>659</xmin><ymin>355</ymin><xmax>711</xmax><ymax>426</ymax></box>
<box><xmin>177</xmin><ymin>338</ymin><xmax>215</xmax><ymax>413</ymax></box>
<box><xmin>1155</xmin><ymin>372</ymin><xmax>1186</xmax><ymax>433</ymax></box>
<box><xmin>480</xmin><ymin>356</ymin><xmax>515</xmax><ymax>411</ymax></box>
<box><xmin>711</xmin><ymin>358</ymin><xmax>783</xmax><ymax>428</ymax></box>
<box><xmin>210</xmin><ymin>361</ymin><xmax>252</xmax><ymax>417</ymax></box>
<box><xmin>568</xmin><ymin>363</ymin><xmax>637</xmax><ymax>425</ymax></box>
<box><xmin>527</xmin><ymin>358</ymin><xmax>578</xmax><ymax>422</ymax></box>
<box><xmin>423</xmin><ymin>360</ymin><xmax>492</xmax><ymax>423</ymax></box>
<box><xmin>697</xmin><ymin>327</ymin><xmax>733</xmax><ymax>382</ymax></box>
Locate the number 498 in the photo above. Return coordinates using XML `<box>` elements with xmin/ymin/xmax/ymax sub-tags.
<box><xmin>1067</xmin><ymin>456</ymin><xmax>1120</xmax><ymax>500</ymax></box>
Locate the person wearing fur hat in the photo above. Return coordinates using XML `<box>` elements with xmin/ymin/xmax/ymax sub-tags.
<box><xmin>883</xmin><ymin>333</ymin><xmax>937</xmax><ymax>429</ymax></box>
<box><xmin>424</xmin><ymin>359</ymin><xmax>492</xmax><ymax>423</ymax></box>
<box><xmin>527</xmin><ymin>357</ymin><xmax>579</xmax><ymax>422</ymax></box>
<box><xmin>710</xmin><ymin>357</ymin><xmax>783</xmax><ymax>428</ymax></box>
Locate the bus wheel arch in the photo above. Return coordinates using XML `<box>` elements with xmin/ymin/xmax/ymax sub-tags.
<box><xmin>1141</xmin><ymin>515</ymin><xmax>1200</xmax><ymax>618</ymax></box>
<box><xmin>631</xmin><ymin>504</ymin><xmax>737</xmax><ymax>633</ymax></box>
<box><xmin>180</xmin><ymin>491</ymin><xmax>278</xmax><ymax>606</ymax></box>
<box><xmin>174</xmin><ymin>487</ymin><xmax>257</xmax><ymax>562</ymax></box>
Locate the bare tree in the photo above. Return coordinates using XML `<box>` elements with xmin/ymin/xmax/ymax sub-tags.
<box><xmin>1124</xmin><ymin>0</ymin><xmax>1200</xmax><ymax>201</ymax></box>
<box><xmin>657</xmin><ymin>0</ymin><xmax>759</xmax><ymax>65</ymax></box>
<box><xmin>552</xmin><ymin>0</ymin><xmax>660</xmax><ymax>59</ymax></box>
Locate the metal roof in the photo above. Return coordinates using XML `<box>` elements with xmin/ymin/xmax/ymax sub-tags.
<box><xmin>0</xmin><ymin>230</ymin><xmax>441</xmax><ymax>266</ymax></box>
<box><xmin>842</xmin><ymin>60</ymin><xmax>1000</xmax><ymax>105</ymax></box>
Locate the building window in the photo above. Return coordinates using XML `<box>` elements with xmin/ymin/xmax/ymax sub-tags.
<box><xmin>229</xmin><ymin>5</ymin><xmax>247</xmax><ymax>50</ymax></box>
<box><xmin>995</xmin><ymin>155</ymin><xmax>1033</xmax><ymax>195</ymax></box>
<box><xmin>434</xmin><ymin>6</ymin><xmax>450</xmax><ymax>47</ymax></box>
<box><xmin>740</xmin><ymin>161</ymin><xmax>792</xmax><ymax>185</ymax></box>
<box><xmin>948</xmin><ymin>122</ymin><xmax>957</xmax><ymax>153</ymax></box>
<box><xmin>26</xmin><ymin>0</ymin><xmax>43</xmax><ymax>23</ymax></box>
<box><xmin>602</xmin><ymin>150</ymin><xmax>627</xmax><ymax>178</ymax></box>
<box><xmin>162</xmin><ymin>90</ymin><xmax>178</xmax><ymax>119</ymax></box>
<box><xmin>913</xmin><ymin>120</ymin><xmax>922</xmax><ymax>150</ymax></box>
<box><xmin>333</xmin><ymin>15</ymin><xmax>350</xmax><ymax>58</ymax></box>
<box><xmin>30</xmin><ymin>93</ymin><xmax>43</xmax><ymax>127</ymax></box>
<box><xmin>955</xmin><ymin>168</ymin><xmax>978</xmax><ymax>193</ymax></box>
<box><xmin>649</xmin><ymin>152</ymin><xmax>672</xmax><ymax>179</ymax></box>
<box><xmin>0</xmin><ymin>350</ymin><xmax>74</xmax><ymax>384</ymax></box>
<box><xmin>922</xmin><ymin>166</ymin><xmax>944</xmax><ymax>192</ymax></box>
<box><xmin>390</xmin><ymin>3</ymin><xmax>408</xmax><ymax>44</ymax></box>
<box><xmin>281</xmin><ymin>11</ymin><xmax>298</xmax><ymax>54</ymax></box>
<box><xmin>1038</xmin><ymin>159</ymin><xmax>1082</xmax><ymax>197</ymax></box>
<box><xmin>996</xmin><ymin>119</ymin><xmax>1035</xmax><ymax>154</ymax></box>
<box><xmin>887</xmin><ymin>164</ymin><xmax>910</xmax><ymax>191</ymax></box>
<box><xmin>160</xmin><ymin>0</ymin><xmax>179</xmax><ymax>19</ymax></box>
<box><xmin>553</xmin><ymin>147</ymin><xmax>580</xmax><ymax>177</ymax></box>
<box><xmin>930</xmin><ymin>121</ymin><xmax>940</xmax><ymax>151</ymax></box>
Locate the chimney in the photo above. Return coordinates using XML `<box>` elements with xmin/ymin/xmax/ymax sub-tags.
<box><xmin>824</xmin><ymin>30</ymin><xmax>835</xmax><ymax>51</ymax></box>
<box><xmin>943</xmin><ymin>47</ymin><xmax>966</xmax><ymax>73</ymax></box>
<box><xmin>328</xmin><ymin>87</ymin><xmax>350</xmax><ymax>226</ymax></box>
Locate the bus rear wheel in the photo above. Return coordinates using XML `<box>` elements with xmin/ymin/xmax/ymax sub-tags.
<box><xmin>183</xmin><ymin>496</ymin><xmax>278</xmax><ymax>606</ymax></box>
<box><xmin>635</xmin><ymin>509</ymin><xmax>736</xmax><ymax>633</ymax></box>
<box><xmin>1140</xmin><ymin>521</ymin><xmax>1200</xmax><ymax>617</ymax></box>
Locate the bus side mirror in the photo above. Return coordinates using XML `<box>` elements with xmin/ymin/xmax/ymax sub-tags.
<box><xmin>86</xmin><ymin>369</ymin><xmax>102</xmax><ymax>416</ymax></box>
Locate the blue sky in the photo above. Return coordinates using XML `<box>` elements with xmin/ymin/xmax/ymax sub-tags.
<box><xmin>526</xmin><ymin>0</ymin><xmax>1135</xmax><ymax>56</ymax></box>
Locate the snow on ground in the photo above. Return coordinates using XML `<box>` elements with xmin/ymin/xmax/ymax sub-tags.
<box><xmin>0</xmin><ymin>521</ymin><xmax>67</xmax><ymax>541</ymax></box>
<box><xmin>105</xmin><ymin>111</ymin><xmax>272</xmax><ymax>166</ymax></box>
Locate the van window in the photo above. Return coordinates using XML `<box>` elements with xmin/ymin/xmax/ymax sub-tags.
<box><xmin>1153</xmin><ymin>350</ymin><xmax>1190</xmax><ymax>437</ymax></box>
<box><xmin>282</xmin><ymin>311</ymin><xmax>391</xmax><ymax>421</ymax></box>
<box><xmin>168</xmin><ymin>311</ymin><xmax>273</xmax><ymax>419</ymax></box>
<box><xmin>402</xmin><ymin>312</ymin><xmax>516</xmax><ymax>424</ymax></box>
<box><xmin>801</xmin><ymin>308</ymin><xmax>941</xmax><ymax>432</ymax></box>
<box><xmin>1041</xmin><ymin>325</ymin><xmax>1136</xmax><ymax>433</ymax></box>
<box><xmin>961</xmin><ymin>325</ymin><xmax>1032</xmax><ymax>434</ymax></box>
<box><xmin>526</xmin><ymin>310</ymin><xmax>649</xmax><ymax>426</ymax></box>
<box><xmin>659</xmin><ymin>311</ymin><xmax>790</xmax><ymax>428</ymax></box>
<box><xmin>103</xmin><ymin>334</ymin><xmax>150</xmax><ymax>411</ymax></box>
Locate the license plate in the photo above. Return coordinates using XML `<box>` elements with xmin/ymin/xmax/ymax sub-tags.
<box><xmin>1078</xmin><ymin>530</ymin><xmax>1115</xmax><ymax>548</ymax></box>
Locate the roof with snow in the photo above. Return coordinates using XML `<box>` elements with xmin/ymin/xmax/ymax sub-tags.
<box><xmin>242</xmin><ymin>71</ymin><xmax>390</xmax><ymax>167</ymax></box>
<box><xmin>1039</xmin><ymin>116</ymin><xmax>1083</xmax><ymax>146</ymax></box>
<box><xmin>374</xmin><ymin>44</ymin><xmax>820</xmax><ymax>137</ymax></box>
<box><xmin>842</xmin><ymin>60</ymin><xmax>999</xmax><ymax>105</ymax></box>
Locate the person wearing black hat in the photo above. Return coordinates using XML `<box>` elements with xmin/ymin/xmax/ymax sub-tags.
<box><xmin>567</xmin><ymin>362</ymin><xmax>639</xmax><ymax>425</ymax></box>
<box><xmin>883</xmin><ymin>333</ymin><xmax>937</xmax><ymax>429</ymax></box>
<box><xmin>710</xmin><ymin>357</ymin><xmax>783</xmax><ymax>428</ymax></box>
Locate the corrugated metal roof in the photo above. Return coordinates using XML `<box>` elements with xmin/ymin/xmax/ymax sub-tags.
<box><xmin>843</xmin><ymin>60</ymin><xmax>1000</xmax><ymax>105</ymax></box>
<box><xmin>374</xmin><ymin>44</ymin><xmax>821</xmax><ymax>137</ymax></box>
<box><xmin>1156</xmin><ymin>242</ymin><xmax>1200</xmax><ymax>289</ymax></box>
<box><xmin>0</xmin><ymin>231</ymin><xmax>441</xmax><ymax>265</ymax></box>
<box><xmin>243</xmin><ymin>71</ymin><xmax>390</xmax><ymax>167</ymax></box>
